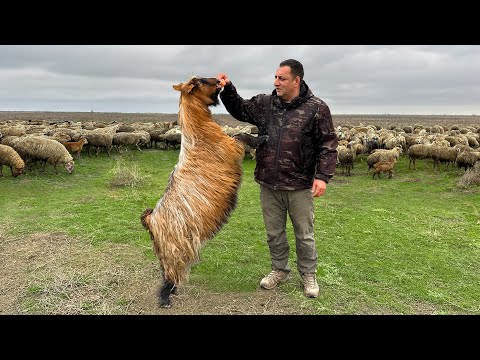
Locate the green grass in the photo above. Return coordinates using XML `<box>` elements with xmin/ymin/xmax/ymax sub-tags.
<box><xmin>1</xmin><ymin>149</ymin><xmax>479</xmax><ymax>314</ymax></box>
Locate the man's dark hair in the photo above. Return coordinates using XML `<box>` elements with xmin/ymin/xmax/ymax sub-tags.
<box><xmin>279</xmin><ymin>59</ymin><xmax>304</xmax><ymax>81</ymax></box>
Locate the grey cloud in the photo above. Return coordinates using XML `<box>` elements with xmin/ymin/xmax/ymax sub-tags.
<box><xmin>0</xmin><ymin>45</ymin><xmax>479</xmax><ymax>114</ymax></box>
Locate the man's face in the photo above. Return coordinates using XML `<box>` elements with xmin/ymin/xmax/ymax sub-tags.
<box><xmin>274</xmin><ymin>66</ymin><xmax>299</xmax><ymax>102</ymax></box>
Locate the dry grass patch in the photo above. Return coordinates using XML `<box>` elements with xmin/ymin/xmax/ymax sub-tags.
<box><xmin>0</xmin><ymin>230</ymin><xmax>306</xmax><ymax>315</ymax></box>
<box><xmin>457</xmin><ymin>162</ymin><xmax>480</xmax><ymax>189</ymax></box>
<box><xmin>109</xmin><ymin>158</ymin><xmax>149</xmax><ymax>188</ymax></box>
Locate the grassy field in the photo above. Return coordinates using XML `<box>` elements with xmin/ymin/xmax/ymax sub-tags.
<box><xmin>1</xmin><ymin>145</ymin><xmax>479</xmax><ymax>314</ymax></box>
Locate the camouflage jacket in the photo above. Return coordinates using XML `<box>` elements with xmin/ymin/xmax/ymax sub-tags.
<box><xmin>220</xmin><ymin>80</ymin><xmax>338</xmax><ymax>190</ymax></box>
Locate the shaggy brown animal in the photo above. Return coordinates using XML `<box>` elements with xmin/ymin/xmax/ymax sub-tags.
<box><xmin>63</xmin><ymin>136</ymin><xmax>88</xmax><ymax>159</ymax></box>
<box><xmin>141</xmin><ymin>76</ymin><xmax>246</xmax><ymax>308</ymax></box>
<box><xmin>372</xmin><ymin>158</ymin><xmax>396</xmax><ymax>179</ymax></box>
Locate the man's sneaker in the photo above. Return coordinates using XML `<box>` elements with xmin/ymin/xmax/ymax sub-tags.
<box><xmin>302</xmin><ymin>273</ymin><xmax>319</xmax><ymax>298</ymax></box>
<box><xmin>260</xmin><ymin>270</ymin><xmax>290</xmax><ymax>290</ymax></box>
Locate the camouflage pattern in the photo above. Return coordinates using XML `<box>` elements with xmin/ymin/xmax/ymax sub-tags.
<box><xmin>220</xmin><ymin>81</ymin><xmax>338</xmax><ymax>191</ymax></box>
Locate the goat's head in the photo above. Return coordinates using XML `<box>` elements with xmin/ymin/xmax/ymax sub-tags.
<box><xmin>173</xmin><ymin>76</ymin><xmax>222</xmax><ymax>107</ymax></box>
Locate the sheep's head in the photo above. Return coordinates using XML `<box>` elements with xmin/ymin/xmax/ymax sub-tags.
<box><xmin>65</xmin><ymin>160</ymin><xmax>75</xmax><ymax>174</ymax></box>
<box><xmin>12</xmin><ymin>166</ymin><xmax>23</xmax><ymax>177</ymax></box>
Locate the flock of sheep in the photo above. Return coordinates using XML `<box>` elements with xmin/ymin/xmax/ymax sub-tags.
<box><xmin>2</xmin><ymin>119</ymin><xmax>480</xmax><ymax>179</ymax></box>
<box><xmin>336</xmin><ymin>123</ymin><xmax>480</xmax><ymax>178</ymax></box>
<box><xmin>0</xmin><ymin>119</ymin><xmax>257</xmax><ymax>177</ymax></box>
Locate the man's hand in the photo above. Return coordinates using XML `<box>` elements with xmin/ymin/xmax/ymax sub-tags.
<box><xmin>311</xmin><ymin>179</ymin><xmax>327</xmax><ymax>197</ymax></box>
<box><xmin>216</xmin><ymin>73</ymin><xmax>230</xmax><ymax>86</ymax></box>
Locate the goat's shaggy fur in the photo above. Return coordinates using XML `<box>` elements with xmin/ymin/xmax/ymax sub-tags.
<box><xmin>141</xmin><ymin>76</ymin><xmax>245</xmax><ymax>308</ymax></box>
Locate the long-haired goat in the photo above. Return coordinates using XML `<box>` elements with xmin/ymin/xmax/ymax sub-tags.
<box><xmin>140</xmin><ymin>76</ymin><xmax>250</xmax><ymax>308</ymax></box>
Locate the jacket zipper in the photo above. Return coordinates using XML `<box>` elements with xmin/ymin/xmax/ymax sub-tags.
<box><xmin>273</xmin><ymin>108</ymin><xmax>286</xmax><ymax>190</ymax></box>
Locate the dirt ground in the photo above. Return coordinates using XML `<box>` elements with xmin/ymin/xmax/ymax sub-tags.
<box><xmin>0</xmin><ymin>231</ymin><xmax>311</xmax><ymax>315</ymax></box>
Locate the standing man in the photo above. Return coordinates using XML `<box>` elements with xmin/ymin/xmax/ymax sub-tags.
<box><xmin>217</xmin><ymin>59</ymin><xmax>338</xmax><ymax>298</ymax></box>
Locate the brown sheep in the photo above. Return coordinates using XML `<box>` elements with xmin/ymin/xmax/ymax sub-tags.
<box><xmin>372</xmin><ymin>158</ymin><xmax>396</xmax><ymax>179</ymax></box>
<box><xmin>367</xmin><ymin>147</ymin><xmax>402</xmax><ymax>171</ymax></box>
<box><xmin>141</xmin><ymin>76</ymin><xmax>245</xmax><ymax>308</ymax></box>
<box><xmin>63</xmin><ymin>136</ymin><xmax>88</xmax><ymax>159</ymax></box>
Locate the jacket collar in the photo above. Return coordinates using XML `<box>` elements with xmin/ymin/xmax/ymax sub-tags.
<box><xmin>271</xmin><ymin>80</ymin><xmax>313</xmax><ymax>109</ymax></box>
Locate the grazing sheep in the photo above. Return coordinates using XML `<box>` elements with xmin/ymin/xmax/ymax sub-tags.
<box><xmin>367</xmin><ymin>147</ymin><xmax>402</xmax><ymax>171</ymax></box>
<box><xmin>141</xmin><ymin>76</ymin><xmax>245</xmax><ymax>308</ymax></box>
<box><xmin>372</xmin><ymin>158</ymin><xmax>396</xmax><ymax>179</ymax></box>
<box><xmin>63</xmin><ymin>136</ymin><xmax>88</xmax><ymax>159</ymax></box>
<box><xmin>7</xmin><ymin>135</ymin><xmax>74</xmax><ymax>174</ymax></box>
<box><xmin>0</xmin><ymin>144</ymin><xmax>25</xmax><ymax>177</ymax></box>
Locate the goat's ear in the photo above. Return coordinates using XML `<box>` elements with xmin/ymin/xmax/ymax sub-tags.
<box><xmin>173</xmin><ymin>83</ymin><xmax>183</xmax><ymax>91</ymax></box>
<box><xmin>185</xmin><ymin>83</ymin><xmax>195</xmax><ymax>94</ymax></box>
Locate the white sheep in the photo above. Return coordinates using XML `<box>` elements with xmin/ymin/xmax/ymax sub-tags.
<box><xmin>0</xmin><ymin>144</ymin><xmax>25</xmax><ymax>177</ymax></box>
<box><xmin>7</xmin><ymin>135</ymin><xmax>74</xmax><ymax>174</ymax></box>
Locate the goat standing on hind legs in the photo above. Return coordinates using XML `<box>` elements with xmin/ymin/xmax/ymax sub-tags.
<box><xmin>141</xmin><ymin>76</ymin><xmax>267</xmax><ymax>308</ymax></box>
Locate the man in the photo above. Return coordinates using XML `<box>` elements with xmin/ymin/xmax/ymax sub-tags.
<box><xmin>217</xmin><ymin>59</ymin><xmax>338</xmax><ymax>298</ymax></box>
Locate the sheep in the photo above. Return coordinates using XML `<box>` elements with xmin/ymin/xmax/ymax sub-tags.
<box><xmin>363</xmin><ymin>135</ymin><xmax>380</xmax><ymax>153</ymax></box>
<box><xmin>336</xmin><ymin>144</ymin><xmax>356</xmax><ymax>176</ymax></box>
<box><xmin>0</xmin><ymin>144</ymin><xmax>25</xmax><ymax>177</ymax></box>
<box><xmin>141</xmin><ymin>76</ymin><xmax>245</xmax><ymax>308</ymax></box>
<box><xmin>407</xmin><ymin>144</ymin><xmax>432</xmax><ymax>170</ymax></box>
<box><xmin>6</xmin><ymin>135</ymin><xmax>74</xmax><ymax>174</ymax></box>
<box><xmin>0</xmin><ymin>126</ymin><xmax>26</xmax><ymax>137</ymax></box>
<box><xmin>63</xmin><ymin>136</ymin><xmax>88</xmax><ymax>159</ymax></box>
<box><xmin>367</xmin><ymin>147</ymin><xmax>402</xmax><ymax>171</ymax></box>
<box><xmin>372</xmin><ymin>158</ymin><xmax>396</xmax><ymax>179</ymax></box>
<box><xmin>160</xmin><ymin>127</ymin><xmax>182</xmax><ymax>150</ymax></box>
<box><xmin>430</xmin><ymin>146</ymin><xmax>460</xmax><ymax>171</ymax></box>
<box><xmin>456</xmin><ymin>151</ymin><xmax>480</xmax><ymax>171</ymax></box>
<box><xmin>83</xmin><ymin>125</ymin><xmax>118</xmax><ymax>157</ymax></box>
<box><xmin>112</xmin><ymin>131</ymin><xmax>145</xmax><ymax>152</ymax></box>
<box><xmin>149</xmin><ymin>127</ymin><xmax>170</xmax><ymax>148</ymax></box>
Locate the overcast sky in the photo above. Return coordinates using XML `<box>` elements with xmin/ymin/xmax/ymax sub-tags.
<box><xmin>1</xmin><ymin>45</ymin><xmax>479</xmax><ymax>115</ymax></box>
